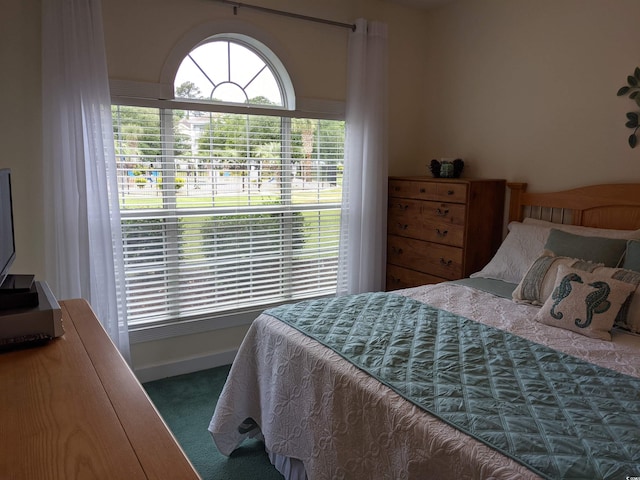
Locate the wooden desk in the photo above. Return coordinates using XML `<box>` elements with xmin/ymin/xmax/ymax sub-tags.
<box><xmin>0</xmin><ymin>299</ymin><xmax>200</xmax><ymax>480</ymax></box>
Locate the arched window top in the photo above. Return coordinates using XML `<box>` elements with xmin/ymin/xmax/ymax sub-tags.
<box><xmin>174</xmin><ymin>33</ymin><xmax>295</xmax><ymax>110</ymax></box>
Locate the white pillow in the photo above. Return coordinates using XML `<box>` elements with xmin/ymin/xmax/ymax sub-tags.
<box><xmin>522</xmin><ymin>218</ymin><xmax>640</xmax><ymax>240</ymax></box>
<box><xmin>472</xmin><ymin>219</ymin><xmax>640</xmax><ymax>285</ymax></box>
<box><xmin>470</xmin><ymin>222</ymin><xmax>548</xmax><ymax>284</ymax></box>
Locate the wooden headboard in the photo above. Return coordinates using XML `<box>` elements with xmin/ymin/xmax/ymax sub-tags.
<box><xmin>508</xmin><ymin>182</ymin><xmax>640</xmax><ymax>230</ymax></box>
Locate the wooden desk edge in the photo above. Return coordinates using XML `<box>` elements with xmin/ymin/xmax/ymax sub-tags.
<box><xmin>61</xmin><ymin>299</ymin><xmax>201</xmax><ymax>480</ymax></box>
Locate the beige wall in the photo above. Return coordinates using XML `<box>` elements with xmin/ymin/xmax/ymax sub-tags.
<box><xmin>417</xmin><ymin>0</ymin><xmax>640</xmax><ymax>188</ymax></box>
<box><xmin>2</xmin><ymin>1</ymin><xmax>45</xmax><ymax>280</ymax></box>
<box><xmin>3</xmin><ymin>0</ymin><xmax>640</xmax><ymax>376</ymax></box>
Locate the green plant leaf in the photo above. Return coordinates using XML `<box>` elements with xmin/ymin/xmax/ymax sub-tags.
<box><xmin>619</xmin><ymin>70</ymin><xmax>640</xmax><ymax>147</ymax></box>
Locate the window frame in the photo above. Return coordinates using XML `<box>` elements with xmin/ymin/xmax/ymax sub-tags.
<box><xmin>110</xmin><ymin>33</ymin><xmax>345</xmax><ymax>344</ymax></box>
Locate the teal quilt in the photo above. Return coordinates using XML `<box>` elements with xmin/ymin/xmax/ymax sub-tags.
<box><xmin>265</xmin><ymin>292</ymin><xmax>640</xmax><ymax>480</ymax></box>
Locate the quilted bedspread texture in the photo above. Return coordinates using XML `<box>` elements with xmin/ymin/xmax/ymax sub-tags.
<box><xmin>264</xmin><ymin>292</ymin><xmax>640</xmax><ymax>480</ymax></box>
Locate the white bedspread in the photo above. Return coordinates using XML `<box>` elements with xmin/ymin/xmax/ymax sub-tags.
<box><xmin>209</xmin><ymin>283</ymin><xmax>640</xmax><ymax>480</ymax></box>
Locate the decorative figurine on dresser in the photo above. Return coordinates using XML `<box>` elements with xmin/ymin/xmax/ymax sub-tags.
<box><xmin>386</xmin><ymin>174</ymin><xmax>506</xmax><ymax>290</ymax></box>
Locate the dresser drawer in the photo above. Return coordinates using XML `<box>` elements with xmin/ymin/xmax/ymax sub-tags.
<box><xmin>388</xmin><ymin>179</ymin><xmax>468</xmax><ymax>203</ymax></box>
<box><xmin>387</xmin><ymin>197</ymin><xmax>420</xmax><ymax>219</ymax></box>
<box><xmin>386</xmin><ymin>264</ymin><xmax>444</xmax><ymax>290</ymax></box>
<box><xmin>388</xmin><ymin>220</ymin><xmax>464</xmax><ymax>247</ymax></box>
<box><xmin>388</xmin><ymin>198</ymin><xmax>466</xmax><ymax>246</ymax></box>
<box><xmin>387</xmin><ymin>235</ymin><xmax>463</xmax><ymax>280</ymax></box>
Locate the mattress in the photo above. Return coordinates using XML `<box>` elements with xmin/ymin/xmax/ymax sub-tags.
<box><xmin>209</xmin><ymin>282</ymin><xmax>640</xmax><ymax>479</ymax></box>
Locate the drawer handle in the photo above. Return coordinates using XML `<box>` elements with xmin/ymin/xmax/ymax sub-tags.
<box><xmin>397</xmin><ymin>223</ymin><xmax>408</xmax><ymax>230</ymax></box>
<box><xmin>447</xmin><ymin>189</ymin><xmax>455</xmax><ymax>195</ymax></box>
<box><xmin>439</xmin><ymin>258</ymin><xmax>452</xmax><ymax>266</ymax></box>
<box><xmin>419</xmin><ymin>188</ymin><xmax>426</xmax><ymax>193</ymax></box>
<box><xmin>436</xmin><ymin>228</ymin><xmax>448</xmax><ymax>237</ymax></box>
<box><xmin>392</xmin><ymin>246</ymin><xmax>404</xmax><ymax>254</ymax></box>
<box><xmin>436</xmin><ymin>208</ymin><xmax>449</xmax><ymax>217</ymax></box>
<box><xmin>396</xmin><ymin>203</ymin><xmax>409</xmax><ymax>210</ymax></box>
<box><xmin>394</xmin><ymin>186</ymin><xmax>401</xmax><ymax>192</ymax></box>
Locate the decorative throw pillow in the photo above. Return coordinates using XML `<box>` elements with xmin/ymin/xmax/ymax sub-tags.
<box><xmin>611</xmin><ymin>264</ymin><xmax>640</xmax><ymax>334</ymax></box>
<box><xmin>513</xmin><ymin>252</ymin><xmax>640</xmax><ymax>333</ymax></box>
<box><xmin>512</xmin><ymin>253</ymin><xmax>601</xmax><ymax>306</ymax></box>
<box><xmin>623</xmin><ymin>239</ymin><xmax>640</xmax><ymax>273</ymax></box>
<box><xmin>544</xmin><ymin>229</ymin><xmax>628</xmax><ymax>267</ymax></box>
<box><xmin>534</xmin><ymin>265</ymin><xmax>636</xmax><ymax>341</ymax></box>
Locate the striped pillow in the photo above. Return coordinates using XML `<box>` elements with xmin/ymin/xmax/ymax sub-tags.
<box><xmin>512</xmin><ymin>253</ymin><xmax>602</xmax><ymax>306</ymax></box>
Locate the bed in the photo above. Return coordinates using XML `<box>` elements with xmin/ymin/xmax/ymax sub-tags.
<box><xmin>209</xmin><ymin>182</ymin><xmax>640</xmax><ymax>480</ymax></box>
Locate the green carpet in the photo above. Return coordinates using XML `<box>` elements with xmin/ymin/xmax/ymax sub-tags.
<box><xmin>143</xmin><ymin>365</ymin><xmax>284</xmax><ymax>480</ymax></box>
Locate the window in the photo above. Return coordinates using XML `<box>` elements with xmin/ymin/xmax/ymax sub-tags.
<box><xmin>112</xmin><ymin>35</ymin><xmax>345</xmax><ymax>330</ymax></box>
<box><xmin>174</xmin><ymin>35</ymin><xmax>286</xmax><ymax>107</ymax></box>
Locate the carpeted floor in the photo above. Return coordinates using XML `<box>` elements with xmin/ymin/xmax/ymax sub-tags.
<box><xmin>143</xmin><ymin>365</ymin><xmax>284</xmax><ymax>480</ymax></box>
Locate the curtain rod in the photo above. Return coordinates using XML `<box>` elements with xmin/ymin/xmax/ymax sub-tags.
<box><xmin>214</xmin><ymin>0</ymin><xmax>357</xmax><ymax>31</ymax></box>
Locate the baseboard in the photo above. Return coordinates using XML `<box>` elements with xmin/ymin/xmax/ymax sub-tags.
<box><xmin>134</xmin><ymin>349</ymin><xmax>237</xmax><ymax>383</ymax></box>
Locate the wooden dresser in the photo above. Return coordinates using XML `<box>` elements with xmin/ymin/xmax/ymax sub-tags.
<box><xmin>386</xmin><ymin>177</ymin><xmax>506</xmax><ymax>290</ymax></box>
<box><xmin>0</xmin><ymin>299</ymin><xmax>200</xmax><ymax>480</ymax></box>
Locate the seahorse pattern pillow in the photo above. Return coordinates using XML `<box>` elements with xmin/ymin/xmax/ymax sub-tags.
<box><xmin>534</xmin><ymin>265</ymin><xmax>636</xmax><ymax>340</ymax></box>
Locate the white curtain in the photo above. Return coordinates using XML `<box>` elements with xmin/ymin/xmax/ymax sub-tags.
<box><xmin>42</xmin><ymin>0</ymin><xmax>130</xmax><ymax>360</ymax></box>
<box><xmin>337</xmin><ymin>18</ymin><xmax>389</xmax><ymax>295</ymax></box>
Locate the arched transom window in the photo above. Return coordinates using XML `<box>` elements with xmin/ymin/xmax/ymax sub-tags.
<box><xmin>174</xmin><ymin>35</ymin><xmax>293</xmax><ymax>108</ymax></box>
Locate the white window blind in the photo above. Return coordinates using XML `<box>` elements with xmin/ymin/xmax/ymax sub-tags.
<box><xmin>112</xmin><ymin>105</ymin><xmax>344</xmax><ymax>327</ymax></box>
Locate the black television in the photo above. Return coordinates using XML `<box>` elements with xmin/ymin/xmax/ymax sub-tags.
<box><xmin>0</xmin><ymin>168</ymin><xmax>15</xmax><ymax>288</ymax></box>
